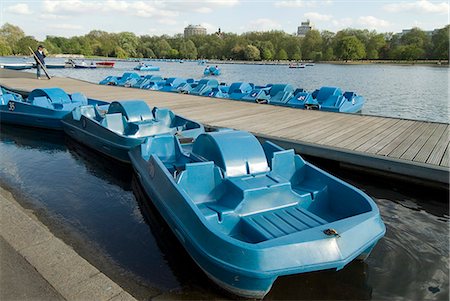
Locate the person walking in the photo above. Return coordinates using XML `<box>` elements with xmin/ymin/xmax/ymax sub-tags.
<box><xmin>34</xmin><ymin>45</ymin><xmax>46</xmax><ymax>79</ymax></box>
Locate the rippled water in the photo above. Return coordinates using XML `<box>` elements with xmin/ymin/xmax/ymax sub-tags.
<box><xmin>1</xmin><ymin>57</ymin><xmax>449</xmax><ymax>123</ymax></box>
<box><xmin>0</xmin><ymin>125</ymin><xmax>448</xmax><ymax>300</ymax></box>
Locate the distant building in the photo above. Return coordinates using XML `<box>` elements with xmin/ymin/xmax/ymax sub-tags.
<box><xmin>215</xmin><ymin>27</ymin><xmax>224</xmax><ymax>39</ymax></box>
<box><xmin>397</xmin><ymin>28</ymin><xmax>439</xmax><ymax>37</ymax></box>
<box><xmin>297</xmin><ymin>20</ymin><xmax>313</xmax><ymax>37</ymax></box>
<box><xmin>184</xmin><ymin>25</ymin><xmax>207</xmax><ymax>38</ymax></box>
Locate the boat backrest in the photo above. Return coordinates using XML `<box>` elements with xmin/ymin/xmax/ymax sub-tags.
<box><xmin>31</xmin><ymin>96</ymin><xmax>53</xmax><ymax>109</ymax></box>
<box><xmin>80</xmin><ymin>105</ymin><xmax>96</xmax><ymax>119</ymax></box>
<box><xmin>0</xmin><ymin>93</ymin><xmax>15</xmax><ymax>105</ymax></box>
<box><xmin>192</xmin><ymin>131</ymin><xmax>269</xmax><ymax>177</ymax></box>
<box><xmin>171</xmin><ymin>78</ymin><xmax>187</xmax><ymax>88</ymax></box>
<box><xmin>206</xmin><ymin>79</ymin><xmax>219</xmax><ymax>87</ymax></box>
<box><xmin>316</xmin><ymin>87</ymin><xmax>342</xmax><ymax>102</ymax></box>
<box><xmin>177</xmin><ymin>162</ymin><xmax>223</xmax><ymax>204</ymax></box>
<box><xmin>153</xmin><ymin>108</ymin><xmax>174</xmax><ymax>127</ymax></box>
<box><xmin>108</xmin><ymin>101</ymin><xmax>153</xmax><ymax>122</ymax></box>
<box><xmin>29</xmin><ymin>88</ymin><xmax>72</xmax><ymax>104</ymax></box>
<box><xmin>141</xmin><ymin>135</ymin><xmax>182</xmax><ymax>162</ymax></box>
<box><xmin>102</xmin><ymin>113</ymin><xmax>125</xmax><ymax>135</ymax></box>
<box><xmin>343</xmin><ymin>91</ymin><xmax>356</xmax><ymax>100</ymax></box>
<box><xmin>270</xmin><ymin>149</ymin><xmax>302</xmax><ymax>181</ymax></box>
<box><xmin>71</xmin><ymin>92</ymin><xmax>88</xmax><ymax>105</ymax></box>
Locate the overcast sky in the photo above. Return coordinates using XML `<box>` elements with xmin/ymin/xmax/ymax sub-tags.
<box><xmin>0</xmin><ymin>0</ymin><xmax>448</xmax><ymax>40</ymax></box>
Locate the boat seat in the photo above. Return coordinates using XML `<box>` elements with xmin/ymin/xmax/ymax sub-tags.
<box><xmin>316</xmin><ymin>87</ymin><xmax>342</xmax><ymax>102</ymax></box>
<box><xmin>108</xmin><ymin>101</ymin><xmax>153</xmax><ymax>122</ymax></box>
<box><xmin>0</xmin><ymin>93</ymin><xmax>15</xmax><ymax>105</ymax></box>
<box><xmin>71</xmin><ymin>92</ymin><xmax>88</xmax><ymax>105</ymax></box>
<box><xmin>80</xmin><ymin>105</ymin><xmax>96</xmax><ymax>119</ymax></box>
<box><xmin>270</xmin><ymin>149</ymin><xmax>304</xmax><ymax>180</ymax></box>
<box><xmin>153</xmin><ymin>108</ymin><xmax>174</xmax><ymax>127</ymax></box>
<box><xmin>31</xmin><ymin>96</ymin><xmax>53</xmax><ymax>109</ymax></box>
<box><xmin>133</xmin><ymin>121</ymin><xmax>175</xmax><ymax>138</ymax></box>
<box><xmin>29</xmin><ymin>88</ymin><xmax>72</xmax><ymax>104</ymax></box>
<box><xmin>141</xmin><ymin>135</ymin><xmax>183</xmax><ymax>163</ymax></box>
<box><xmin>192</xmin><ymin>131</ymin><xmax>269</xmax><ymax>177</ymax></box>
<box><xmin>177</xmin><ymin>162</ymin><xmax>223</xmax><ymax>204</ymax></box>
<box><xmin>71</xmin><ymin>105</ymin><xmax>95</xmax><ymax>121</ymax></box>
<box><xmin>102</xmin><ymin>113</ymin><xmax>125</xmax><ymax>135</ymax></box>
<box><xmin>95</xmin><ymin>104</ymin><xmax>108</xmax><ymax>119</ymax></box>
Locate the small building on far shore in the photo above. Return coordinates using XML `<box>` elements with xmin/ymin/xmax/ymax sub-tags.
<box><xmin>184</xmin><ymin>25</ymin><xmax>207</xmax><ymax>38</ymax></box>
<box><xmin>297</xmin><ymin>20</ymin><xmax>313</xmax><ymax>37</ymax></box>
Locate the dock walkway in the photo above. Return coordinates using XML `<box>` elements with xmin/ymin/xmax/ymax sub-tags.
<box><xmin>1</xmin><ymin>70</ymin><xmax>448</xmax><ymax>186</ymax></box>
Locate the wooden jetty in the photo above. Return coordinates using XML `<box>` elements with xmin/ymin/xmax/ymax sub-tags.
<box><xmin>1</xmin><ymin>69</ymin><xmax>448</xmax><ymax>186</ymax></box>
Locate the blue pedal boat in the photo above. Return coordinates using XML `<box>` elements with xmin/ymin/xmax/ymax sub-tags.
<box><xmin>62</xmin><ymin>100</ymin><xmax>204</xmax><ymax>162</ymax></box>
<box><xmin>134</xmin><ymin>64</ymin><xmax>160</xmax><ymax>71</ymax></box>
<box><xmin>204</xmin><ymin>66</ymin><xmax>221</xmax><ymax>76</ymax></box>
<box><xmin>159</xmin><ymin>77</ymin><xmax>192</xmax><ymax>92</ymax></box>
<box><xmin>0</xmin><ymin>86</ymin><xmax>108</xmax><ymax>130</ymax></box>
<box><xmin>225</xmin><ymin>82</ymin><xmax>254</xmax><ymax>100</ymax></box>
<box><xmin>99</xmin><ymin>72</ymin><xmax>141</xmax><ymax>86</ymax></box>
<box><xmin>287</xmin><ymin>87</ymin><xmax>365</xmax><ymax>113</ymax></box>
<box><xmin>129</xmin><ymin>129</ymin><xmax>386</xmax><ymax>298</ymax></box>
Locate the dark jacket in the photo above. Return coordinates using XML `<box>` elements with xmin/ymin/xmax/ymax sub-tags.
<box><xmin>34</xmin><ymin>50</ymin><xmax>46</xmax><ymax>65</ymax></box>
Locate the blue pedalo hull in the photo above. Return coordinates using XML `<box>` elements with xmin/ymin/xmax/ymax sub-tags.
<box><xmin>129</xmin><ymin>130</ymin><xmax>385</xmax><ymax>298</ymax></box>
<box><xmin>0</xmin><ymin>87</ymin><xmax>108</xmax><ymax>130</ymax></box>
<box><xmin>62</xmin><ymin>100</ymin><xmax>204</xmax><ymax>163</ymax></box>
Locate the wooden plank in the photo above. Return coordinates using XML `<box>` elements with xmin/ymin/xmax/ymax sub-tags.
<box><xmin>298</xmin><ymin>115</ymin><xmax>368</xmax><ymax>144</ymax></box>
<box><xmin>413</xmin><ymin>123</ymin><xmax>447</xmax><ymax>163</ymax></box>
<box><xmin>440</xmin><ymin>142</ymin><xmax>450</xmax><ymax>167</ymax></box>
<box><xmin>364</xmin><ymin>120</ymin><xmax>416</xmax><ymax>154</ymax></box>
<box><xmin>400</xmin><ymin>123</ymin><xmax>440</xmax><ymax>161</ymax></box>
<box><xmin>290</xmin><ymin>114</ymin><xmax>352</xmax><ymax>140</ymax></box>
<box><xmin>345</xmin><ymin>118</ymin><xmax>402</xmax><ymax>151</ymax></box>
<box><xmin>426</xmin><ymin>127</ymin><xmax>450</xmax><ymax>166</ymax></box>
<box><xmin>388</xmin><ymin>122</ymin><xmax>433</xmax><ymax>158</ymax></box>
<box><xmin>322</xmin><ymin>116</ymin><xmax>382</xmax><ymax>147</ymax></box>
<box><xmin>377</xmin><ymin>121</ymin><xmax>425</xmax><ymax>156</ymax></box>
<box><xmin>331</xmin><ymin>117</ymin><xmax>392</xmax><ymax>149</ymax></box>
<box><xmin>317</xmin><ymin>115</ymin><xmax>374</xmax><ymax>145</ymax></box>
<box><xmin>343</xmin><ymin>118</ymin><xmax>398</xmax><ymax>150</ymax></box>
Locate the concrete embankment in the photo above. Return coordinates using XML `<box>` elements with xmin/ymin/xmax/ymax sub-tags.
<box><xmin>0</xmin><ymin>187</ymin><xmax>137</xmax><ymax>301</ymax></box>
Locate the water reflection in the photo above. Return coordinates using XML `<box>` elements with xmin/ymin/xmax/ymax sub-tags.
<box><xmin>0</xmin><ymin>125</ymin><xmax>448</xmax><ymax>300</ymax></box>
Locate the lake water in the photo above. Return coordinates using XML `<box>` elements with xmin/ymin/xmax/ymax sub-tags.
<box><xmin>1</xmin><ymin>57</ymin><xmax>449</xmax><ymax>123</ymax></box>
<box><xmin>0</xmin><ymin>125</ymin><xmax>448</xmax><ymax>300</ymax></box>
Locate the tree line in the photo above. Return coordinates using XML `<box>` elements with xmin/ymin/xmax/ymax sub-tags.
<box><xmin>0</xmin><ymin>23</ymin><xmax>448</xmax><ymax>61</ymax></box>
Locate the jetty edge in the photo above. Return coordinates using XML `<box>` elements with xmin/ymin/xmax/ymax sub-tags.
<box><xmin>1</xmin><ymin>69</ymin><xmax>448</xmax><ymax>188</ymax></box>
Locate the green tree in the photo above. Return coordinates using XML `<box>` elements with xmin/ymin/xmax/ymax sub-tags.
<box><xmin>275</xmin><ymin>49</ymin><xmax>288</xmax><ymax>60</ymax></box>
<box><xmin>117</xmin><ymin>32</ymin><xmax>139</xmax><ymax>57</ymax></box>
<box><xmin>114</xmin><ymin>46</ymin><xmax>127</xmax><ymax>58</ymax></box>
<box><xmin>179</xmin><ymin>39</ymin><xmax>197</xmax><ymax>59</ymax></box>
<box><xmin>231</xmin><ymin>45</ymin><xmax>245</xmax><ymax>60</ymax></box>
<box><xmin>0</xmin><ymin>37</ymin><xmax>12</xmax><ymax>55</ymax></box>
<box><xmin>243</xmin><ymin>44</ymin><xmax>260</xmax><ymax>60</ymax></box>
<box><xmin>153</xmin><ymin>39</ymin><xmax>172</xmax><ymax>58</ymax></box>
<box><xmin>391</xmin><ymin>44</ymin><xmax>425</xmax><ymax>60</ymax></box>
<box><xmin>302</xmin><ymin>30</ymin><xmax>322</xmax><ymax>60</ymax></box>
<box><xmin>137</xmin><ymin>42</ymin><xmax>156</xmax><ymax>58</ymax></box>
<box><xmin>366</xmin><ymin>33</ymin><xmax>386</xmax><ymax>59</ymax></box>
<box><xmin>14</xmin><ymin>36</ymin><xmax>39</xmax><ymax>55</ymax></box>
<box><xmin>258</xmin><ymin>41</ymin><xmax>275</xmax><ymax>60</ymax></box>
<box><xmin>0</xmin><ymin>23</ymin><xmax>25</xmax><ymax>54</ymax></box>
<box><xmin>335</xmin><ymin>36</ymin><xmax>366</xmax><ymax>60</ymax></box>
<box><xmin>431</xmin><ymin>25</ymin><xmax>449</xmax><ymax>60</ymax></box>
